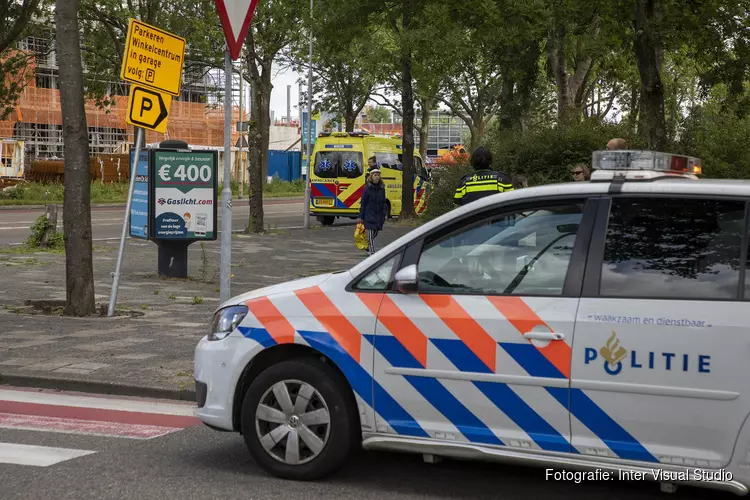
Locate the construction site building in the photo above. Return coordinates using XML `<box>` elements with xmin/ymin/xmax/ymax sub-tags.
<box><xmin>1</xmin><ymin>31</ymin><xmax>242</xmax><ymax>167</ymax></box>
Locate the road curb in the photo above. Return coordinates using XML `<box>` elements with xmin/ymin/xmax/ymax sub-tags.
<box><xmin>0</xmin><ymin>373</ymin><xmax>196</xmax><ymax>402</ymax></box>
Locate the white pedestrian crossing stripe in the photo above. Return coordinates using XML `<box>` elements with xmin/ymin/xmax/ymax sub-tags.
<box><xmin>0</xmin><ymin>442</ymin><xmax>95</xmax><ymax>467</ymax></box>
<box><xmin>0</xmin><ymin>387</ymin><xmax>200</xmax><ymax>468</ymax></box>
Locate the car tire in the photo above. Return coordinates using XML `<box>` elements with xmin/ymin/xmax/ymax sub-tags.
<box><xmin>321</xmin><ymin>216</ymin><xmax>335</xmax><ymax>226</ymax></box>
<box><xmin>240</xmin><ymin>358</ymin><xmax>356</xmax><ymax>480</ymax></box>
<box><xmin>385</xmin><ymin>201</ymin><xmax>392</xmax><ymax>220</ymax></box>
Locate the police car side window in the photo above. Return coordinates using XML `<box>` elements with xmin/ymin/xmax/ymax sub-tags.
<box><xmin>416</xmin><ymin>202</ymin><xmax>584</xmax><ymax>296</ymax></box>
<box><xmin>600</xmin><ymin>198</ymin><xmax>746</xmax><ymax>300</ymax></box>
<box><xmin>354</xmin><ymin>254</ymin><xmax>400</xmax><ymax>291</ymax></box>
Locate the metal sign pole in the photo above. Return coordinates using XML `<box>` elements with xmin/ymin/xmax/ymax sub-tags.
<box><xmin>108</xmin><ymin>126</ymin><xmax>144</xmax><ymax>317</ymax></box>
<box><xmin>303</xmin><ymin>0</ymin><xmax>313</xmax><ymax>229</ymax></box>
<box><xmin>220</xmin><ymin>48</ymin><xmax>233</xmax><ymax>304</ymax></box>
<box><xmin>238</xmin><ymin>60</ymin><xmax>244</xmax><ymax>199</ymax></box>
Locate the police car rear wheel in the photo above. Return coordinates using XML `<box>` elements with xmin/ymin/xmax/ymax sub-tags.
<box><xmin>241</xmin><ymin>359</ymin><xmax>355</xmax><ymax>480</ymax></box>
<box><xmin>321</xmin><ymin>216</ymin><xmax>335</xmax><ymax>226</ymax></box>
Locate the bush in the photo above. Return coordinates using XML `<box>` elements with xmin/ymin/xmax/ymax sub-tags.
<box><xmin>25</xmin><ymin>214</ymin><xmax>64</xmax><ymax>250</ymax></box>
<box><xmin>264</xmin><ymin>175</ymin><xmax>305</xmax><ymax>195</ymax></box>
<box><xmin>424</xmin><ymin>162</ymin><xmax>472</xmax><ymax>219</ymax></box>
<box><xmin>677</xmin><ymin>106</ymin><xmax>750</xmax><ymax>179</ymax></box>
<box><xmin>486</xmin><ymin>120</ymin><xmax>637</xmax><ymax>186</ymax></box>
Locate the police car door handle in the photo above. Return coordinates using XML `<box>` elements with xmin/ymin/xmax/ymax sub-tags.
<box><xmin>523</xmin><ymin>331</ymin><xmax>565</xmax><ymax>341</ymax></box>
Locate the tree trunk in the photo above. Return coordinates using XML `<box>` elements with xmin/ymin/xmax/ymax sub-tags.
<box><xmin>259</xmin><ymin>67</ymin><xmax>272</xmax><ymax>180</ymax></box>
<box><xmin>548</xmin><ymin>23</ymin><xmax>594</xmax><ymax>126</ymax></box>
<box><xmin>246</xmin><ymin>77</ymin><xmax>265</xmax><ymax>234</ymax></box>
<box><xmin>499</xmin><ymin>77</ymin><xmax>515</xmax><ymax>130</ymax></box>
<box><xmin>55</xmin><ymin>0</ymin><xmax>95</xmax><ymax>317</ymax></box>
<box><xmin>634</xmin><ymin>0</ymin><xmax>667</xmax><ymax>150</ymax></box>
<box><xmin>627</xmin><ymin>82</ymin><xmax>640</xmax><ymax>135</ymax></box>
<box><xmin>473</xmin><ymin>119</ymin><xmax>486</xmax><ymax>150</ymax></box>
<box><xmin>418</xmin><ymin>98</ymin><xmax>433</xmax><ymax>160</ymax></box>
<box><xmin>467</xmin><ymin>122</ymin><xmax>478</xmax><ymax>151</ymax></box>
<box><xmin>399</xmin><ymin>1</ymin><xmax>416</xmax><ymax>220</ymax></box>
<box><xmin>344</xmin><ymin>111</ymin><xmax>356</xmax><ymax>132</ymax></box>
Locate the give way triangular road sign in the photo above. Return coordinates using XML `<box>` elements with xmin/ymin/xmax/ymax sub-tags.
<box><xmin>215</xmin><ymin>0</ymin><xmax>260</xmax><ymax>60</ymax></box>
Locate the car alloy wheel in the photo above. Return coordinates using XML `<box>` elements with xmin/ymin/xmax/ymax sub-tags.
<box><xmin>254</xmin><ymin>379</ymin><xmax>331</xmax><ymax>465</ymax></box>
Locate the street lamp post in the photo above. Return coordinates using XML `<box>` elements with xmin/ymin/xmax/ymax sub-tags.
<box><xmin>303</xmin><ymin>0</ymin><xmax>313</xmax><ymax>229</ymax></box>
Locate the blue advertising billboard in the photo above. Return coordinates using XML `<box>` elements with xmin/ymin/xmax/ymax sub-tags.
<box><xmin>129</xmin><ymin>148</ymin><xmax>149</xmax><ymax>239</ymax></box>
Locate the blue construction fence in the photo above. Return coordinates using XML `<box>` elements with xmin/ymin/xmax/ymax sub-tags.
<box><xmin>267</xmin><ymin>150</ymin><xmax>302</xmax><ymax>182</ymax></box>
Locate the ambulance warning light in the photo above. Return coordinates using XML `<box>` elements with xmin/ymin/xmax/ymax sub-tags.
<box><xmin>592</xmin><ymin>150</ymin><xmax>702</xmax><ymax>176</ymax></box>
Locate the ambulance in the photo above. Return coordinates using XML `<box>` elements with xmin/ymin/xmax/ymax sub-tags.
<box><xmin>195</xmin><ymin>149</ymin><xmax>750</xmax><ymax>496</ymax></box>
<box><xmin>308</xmin><ymin>132</ymin><xmax>431</xmax><ymax>225</ymax></box>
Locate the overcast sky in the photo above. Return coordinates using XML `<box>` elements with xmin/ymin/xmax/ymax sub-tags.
<box><xmin>269</xmin><ymin>66</ymin><xmax>301</xmax><ymax>120</ymax></box>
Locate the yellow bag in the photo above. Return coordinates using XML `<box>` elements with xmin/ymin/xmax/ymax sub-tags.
<box><xmin>354</xmin><ymin>223</ymin><xmax>368</xmax><ymax>250</ymax></box>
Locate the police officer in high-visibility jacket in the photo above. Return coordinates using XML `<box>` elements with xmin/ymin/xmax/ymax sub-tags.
<box><xmin>454</xmin><ymin>146</ymin><xmax>514</xmax><ymax>206</ymax></box>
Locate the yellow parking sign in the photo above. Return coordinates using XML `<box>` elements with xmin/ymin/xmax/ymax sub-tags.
<box><xmin>126</xmin><ymin>85</ymin><xmax>172</xmax><ymax>133</ymax></box>
<box><xmin>120</xmin><ymin>19</ymin><xmax>186</xmax><ymax>96</ymax></box>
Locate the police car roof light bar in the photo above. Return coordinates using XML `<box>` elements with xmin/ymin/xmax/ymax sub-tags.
<box><xmin>592</xmin><ymin>150</ymin><xmax>702</xmax><ymax>176</ymax></box>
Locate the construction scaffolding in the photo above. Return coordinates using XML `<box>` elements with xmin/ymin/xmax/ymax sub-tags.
<box><xmin>1</xmin><ymin>34</ymin><xmax>242</xmax><ymax>168</ymax></box>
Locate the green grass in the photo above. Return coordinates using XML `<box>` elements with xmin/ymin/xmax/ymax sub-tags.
<box><xmin>219</xmin><ymin>177</ymin><xmax>305</xmax><ymax>199</ymax></box>
<box><xmin>0</xmin><ymin>182</ymin><xmax>129</xmax><ymax>205</ymax></box>
<box><xmin>1</xmin><ymin>179</ymin><xmax>304</xmax><ymax>206</ymax></box>
<box><xmin>0</xmin><ymin>244</ymin><xmax>64</xmax><ymax>255</ymax></box>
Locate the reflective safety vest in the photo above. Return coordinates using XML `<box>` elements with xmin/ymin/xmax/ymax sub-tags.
<box><xmin>454</xmin><ymin>169</ymin><xmax>514</xmax><ymax>205</ymax></box>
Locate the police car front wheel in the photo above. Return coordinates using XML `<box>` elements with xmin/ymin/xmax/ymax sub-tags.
<box><xmin>240</xmin><ymin>359</ymin><xmax>356</xmax><ymax>480</ymax></box>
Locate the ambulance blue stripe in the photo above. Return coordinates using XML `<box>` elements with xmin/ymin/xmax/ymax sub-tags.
<box><xmin>498</xmin><ymin>340</ymin><xmax>656</xmax><ymax>462</ymax></box>
<box><xmin>499</xmin><ymin>342</ymin><xmax>566</xmax><ymax>379</ymax></box>
<box><xmin>296</xmin><ymin>330</ymin><xmax>428</xmax><ymax>438</ymax></box>
<box><xmin>432</xmin><ymin>339</ymin><xmax>570</xmax><ymax>453</ymax></box>
<box><xmin>431</xmin><ymin>338</ymin><xmax>492</xmax><ymax>373</ymax></box>
<box><xmin>367</xmin><ymin>335</ymin><xmax>503</xmax><ymax>446</ymax></box>
<box><xmin>312</xmin><ymin>183</ymin><xmax>347</xmax><ymax>209</ymax></box>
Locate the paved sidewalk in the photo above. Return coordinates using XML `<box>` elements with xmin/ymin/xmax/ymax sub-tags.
<box><xmin>0</xmin><ymin>224</ymin><xmax>413</xmax><ymax>400</ymax></box>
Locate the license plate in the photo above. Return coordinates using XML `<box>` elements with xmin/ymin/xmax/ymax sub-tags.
<box><xmin>315</xmin><ymin>198</ymin><xmax>334</xmax><ymax>207</ymax></box>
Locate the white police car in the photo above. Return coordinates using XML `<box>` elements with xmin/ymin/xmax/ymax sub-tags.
<box><xmin>194</xmin><ymin>150</ymin><xmax>750</xmax><ymax>495</ymax></box>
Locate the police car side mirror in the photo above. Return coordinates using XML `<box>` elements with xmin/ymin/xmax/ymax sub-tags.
<box><xmin>394</xmin><ymin>265</ymin><xmax>418</xmax><ymax>294</ymax></box>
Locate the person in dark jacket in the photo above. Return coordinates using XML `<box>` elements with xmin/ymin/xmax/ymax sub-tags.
<box><xmin>454</xmin><ymin>146</ymin><xmax>513</xmax><ymax>206</ymax></box>
<box><xmin>357</xmin><ymin>166</ymin><xmax>387</xmax><ymax>255</ymax></box>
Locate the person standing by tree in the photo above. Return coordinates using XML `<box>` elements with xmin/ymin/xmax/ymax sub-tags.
<box><xmin>357</xmin><ymin>165</ymin><xmax>387</xmax><ymax>255</ymax></box>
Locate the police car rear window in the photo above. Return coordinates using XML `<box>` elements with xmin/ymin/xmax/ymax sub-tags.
<box><xmin>314</xmin><ymin>152</ymin><xmax>363</xmax><ymax>179</ymax></box>
<box><xmin>600</xmin><ymin>198</ymin><xmax>746</xmax><ymax>300</ymax></box>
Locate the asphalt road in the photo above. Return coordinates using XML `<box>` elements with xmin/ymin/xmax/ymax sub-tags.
<box><xmin>0</xmin><ymin>388</ymin><xmax>721</xmax><ymax>500</ymax></box>
<box><xmin>0</xmin><ymin>198</ymin><xmax>356</xmax><ymax>246</ymax></box>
